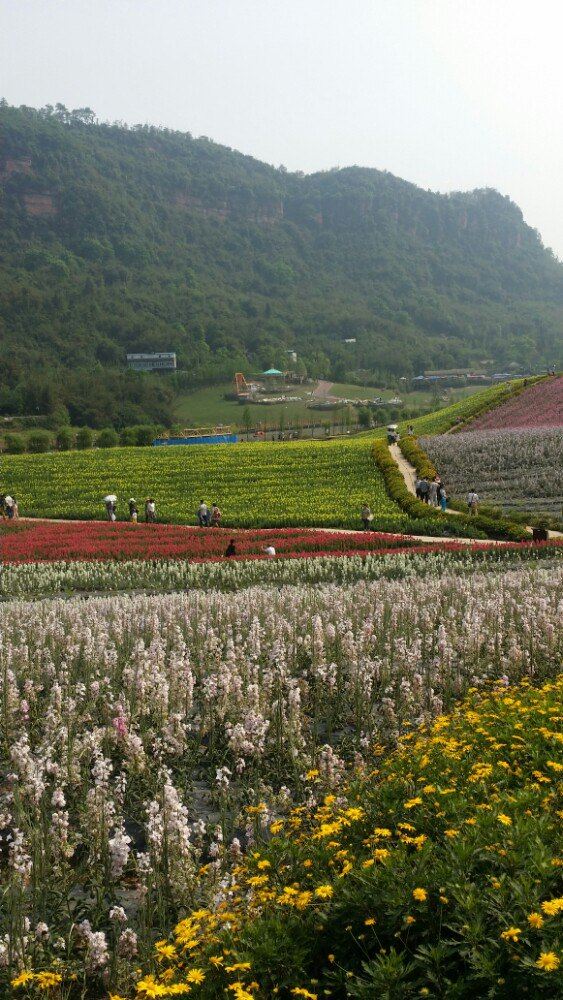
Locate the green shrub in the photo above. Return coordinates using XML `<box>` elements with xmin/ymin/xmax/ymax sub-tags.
<box><xmin>135</xmin><ymin>425</ymin><xmax>157</xmax><ymax>446</ymax></box>
<box><xmin>119</xmin><ymin>427</ymin><xmax>138</xmax><ymax>446</ymax></box>
<box><xmin>27</xmin><ymin>431</ymin><xmax>52</xmax><ymax>453</ymax></box>
<box><xmin>4</xmin><ymin>434</ymin><xmax>26</xmax><ymax>454</ymax></box>
<box><xmin>96</xmin><ymin>427</ymin><xmax>119</xmax><ymax>448</ymax></box>
<box><xmin>55</xmin><ymin>427</ymin><xmax>74</xmax><ymax>451</ymax></box>
<box><xmin>76</xmin><ymin>427</ymin><xmax>93</xmax><ymax>450</ymax></box>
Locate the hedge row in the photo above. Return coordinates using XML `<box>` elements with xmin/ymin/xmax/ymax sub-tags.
<box><xmin>372</xmin><ymin>440</ymin><xmax>528</xmax><ymax>542</ymax></box>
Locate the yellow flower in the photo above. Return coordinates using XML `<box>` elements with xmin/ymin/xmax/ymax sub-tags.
<box><xmin>541</xmin><ymin>897</ymin><xmax>563</xmax><ymax>916</ymax></box>
<box><xmin>155</xmin><ymin>941</ymin><xmax>177</xmax><ymax>961</ymax></box>
<box><xmin>404</xmin><ymin>797</ymin><xmax>423</xmax><ymax>809</ymax></box>
<box><xmin>11</xmin><ymin>972</ymin><xmax>35</xmax><ymax>989</ymax></box>
<box><xmin>500</xmin><ymin>927</ymin><xmax>521</xmax><ymax>942</ymax></box>
<box><xmin>35</xmin><ymin>972</ymin><xmax>63</xmax><ymax>989</ymax></box>
<box><xmin>364</xmin><ymin>918</ymin><xmax>376</xmax><ymax>926</ymax></box>
<box><xmin>535</xmin><ymin>952</ymin><xmax>560</xmax><ymax>972</ymax></box>
<box><xmin>291</xmin><ymin>990</ymin><xmax>318</xmax><ymax>999</ymax></box>
<box><xmin>362</xmin><ymin>858</ymin><xmax>375</xmax><ymax>868</ymax></box>
<box><xmin>225</xmin><ymin>963</ymin><xmax>252</xmax><ymax>973</ymax></box>
<box><xmin>412</xmin><ymin>888</ymin><xmax>427</xmax><ymax>902</ymax></box>
<box><xmin>372</xmin><ymin>848</ymin><xmax>389</xmax><ymax>862</ymax></box>
<box><xmin>528</xmin><ymin>912</ymin><xmax>544</xmax><ymax>929</ymax></box>
<box><xmin>497</xmin><ymin>814</ymin><xmax>512</xmax><ymax>826</ymax></box>
<box><xmin>405</xmin><ymin>915</ymin><xmax>416</xmax><ymax>925</ymax></box>
<box><xmin>314</xmin><ymin>885</ymin><xmax>333</xmax><ymax>899</ymax></box>
<box><xmin>344</xmin><ymin>807</ymin><xmax>364</xmax><ymax>822</ymax></box>
<box><xmin>439</xmin><ymin>896</ymin><xmax>449</xmax><ymax>904</ymax></box>
<box><xmin>257</xmin><ymin>859</ymin><xmax>271</xmax><ymax>870</ymax></box>
<box><xmin>186</xmin><ymin>969</ymin><xmax>206</xmax><ymax>984</ymax></box>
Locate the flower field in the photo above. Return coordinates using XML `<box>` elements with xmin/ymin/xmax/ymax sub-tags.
<box><xmin>139</xmin><ymin>675</ymin><xmax>563</xmax><ymax>998</ymax></box>
<box><xmin>2</xmin><ymin>538</ymin><xmax>560</xmax><ymax>599</ymax></box>
<box><xmin>420</xmin><ymin>427</ymin><xmax>563</xmax><ymax>514</ymax></box>
<box><xmin>0</xmin><ymin>438</ymin><xmax>401</xmax><ymax>527</ymax></box>
<box><xmin>1</xmin><ymin>556</ymin><xmax>561</xmax><ymax>996</ymax></box>
<box><xmin>467</xmin><ymin>375</ymin><xmax>562</xmax><ymax>430</ymax></box>
<box><xmin>0</xmin><ymin>521</ymin><xmax>419</xmax><ymax>565</ymax></box>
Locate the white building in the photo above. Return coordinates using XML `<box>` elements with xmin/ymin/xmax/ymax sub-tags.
<box><xmin>126</xmin><ymin>352</ymin><xmax>177</xmax><ymax>371</ymax></box>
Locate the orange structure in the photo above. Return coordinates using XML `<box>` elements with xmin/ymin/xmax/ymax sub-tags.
<box><xmin>234</xmin><ymin>372</ymin><xmax>251</xmax><ymax>397</ymax></box>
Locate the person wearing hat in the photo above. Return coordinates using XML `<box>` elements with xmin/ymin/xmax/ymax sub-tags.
<box><xmin>128</xmin><ymin>498</ymin><xmax>138</xmax><ymax>523</ymax></box>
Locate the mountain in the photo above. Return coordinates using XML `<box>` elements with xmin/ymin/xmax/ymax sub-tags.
<box><xmin>1</xmin><ymin>101</ymin><xmax>562</xmax><ymax>427</ymax></box>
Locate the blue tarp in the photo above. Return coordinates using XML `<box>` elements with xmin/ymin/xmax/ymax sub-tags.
<box><xmin>153</xmin><ymin>435</ymin><xmax>238</xmax><ymax>446</ymax></box>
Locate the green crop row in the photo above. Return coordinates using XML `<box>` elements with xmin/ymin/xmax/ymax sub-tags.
<box><xmin>0</xmin><ymin>437</ymin><xmax>403</xmax><ymax>529</ymax></box>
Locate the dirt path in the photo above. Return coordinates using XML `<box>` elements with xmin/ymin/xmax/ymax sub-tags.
<box><xmin>312</xmin><ymin>380</ymin><xmax>334</xmax><ymax>398</ymax></box>
<box><xmin>389</xmin><ymin>443</ymin><xmax>562</xmax><ymax>540</ymax></box>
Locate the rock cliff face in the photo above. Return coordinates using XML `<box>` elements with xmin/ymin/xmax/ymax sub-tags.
<box><xmin>22</xmin><ymin>193</ymin><xmax>57</xmax><ymax>217</ymax></box>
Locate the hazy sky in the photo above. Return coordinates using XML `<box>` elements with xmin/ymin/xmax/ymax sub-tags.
<box><xmin>2</xmin><ymin>0</ymin><xmax>562</xmax><ymax>256</ymax></box>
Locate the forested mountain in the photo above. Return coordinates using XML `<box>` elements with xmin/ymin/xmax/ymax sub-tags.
<box><xmin>1</xmin><ymin>101</ymin><xmax>562</xmax><ymax>426</ymax></box>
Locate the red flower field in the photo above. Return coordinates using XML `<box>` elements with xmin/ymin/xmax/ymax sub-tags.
<box><xmin>0</xmin><ymin>520</ymin><xmax>426</xmax><ymax>564</ymax></box>
<box><xmin>468</xmin><ymin>375</ymin><xmax>562</xmax><ymax>430</ymax></box>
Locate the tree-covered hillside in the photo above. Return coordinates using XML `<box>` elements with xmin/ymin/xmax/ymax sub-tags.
<box><xmin>1</xmin><ymin>101</ymin><xmax>562</xmax><ymax>426</ymax></box>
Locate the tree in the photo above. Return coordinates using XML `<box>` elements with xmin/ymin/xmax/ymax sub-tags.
<box><xmin>56</xmin><ymin>427</ymin><xmax>74</xmax><ymax>450</ymax></box>
<box><xmin>27</xmin><ymin>431</ymin><xmax>52</xmax><ymax>453</ymax></box>
<box><xmin>242</xmin><ymin>407</ymin><xmax>253</xmax><ymax>436</ymax></box>
<box><xmin>97</xmin><ymin>428</ymin><xmax>119</xmax><ymax>448</ymax></box>
<box><xmin>4</xmin><ymin>434</ymin><xmax>25</xmax><ymax>454</ymax></box>
<box><xmin>76</xmin><ymin>427</ymin><xmax>93</xmax><ymax>449</ymax></box>
<box><xmin>135</xmin><ymin>425</ymin><xmax>157</xmax><ymax>446</ymax></box>
<box><xmin>358</xmin><ymin>406</ymin><xmax>372</xmax><ymax>429</ymax></box>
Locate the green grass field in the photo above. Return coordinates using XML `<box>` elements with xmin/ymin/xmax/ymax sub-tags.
<box><xmin>1</xmin><ymin>437</ymin><xmax>403</xmax><ymax>528</ymax></box>
<box><xmin>173</xmin><ymin>381</ymin><xmax>484</xmax><ymax>429</ymax></box>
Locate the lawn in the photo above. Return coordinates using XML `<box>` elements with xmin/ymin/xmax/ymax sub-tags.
<box><xmin>0</xmin><ymin>437</ymin><xmax>402</xmax><ymax>527</ymax></box>
<box><xmin>173</xmin><ymin>381</ymin><xmax>485</xmax><ymax>428</ymax></box>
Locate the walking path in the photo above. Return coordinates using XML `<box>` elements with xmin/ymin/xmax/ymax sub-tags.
<box><xmin>388</xmin><ymin>443</ymin><xmax>562</xmax><ymax>539</ymax></box>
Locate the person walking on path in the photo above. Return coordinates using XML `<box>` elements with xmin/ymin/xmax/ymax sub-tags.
<box><xmin>428</xmin><ymin>480</ymin><xmax>438</xmax><ymax>507</ymax></box>
<box><xmin>145</xmin><ymin>498</ymin><xmax>156</xmax><ymax>523</ymax></box>
<box><xmin>210</xmin><ymin>503</ymin><xmax>222</xmax><ymax>527</ymax></box>
<box><xmin>438</xmin><ymin>485</ymin><xmax>447</xmax><ymax>513</ymax></box>
<box><xmin>12</xmin><ymin>497</ymin><xmax>19</xmax><ymax>519</ymax></box>
<box><xmin>225</xmin><ymin>538</ymin><xmax>237</xmax><ymax>557</ymax></box>
<box><xmin>4</xmin><ymin>495</ymin><xmax>15</xmax><ymax>519</ymax></box>
<box><xmin>197</xmin><ymin>500</ymin><xmax>209</xmax><ymax>527</ymax></box>
<box><xmin>467</xmin><ymin>489</ymin><xmax>479</xmax><ymax>514</ymax></box>
<box><xmin>0</xmin><ymin>495</ymin><xmax>7</xmax><ymax>521</ymax></box>
<box><xmin>104</xmin><ymin>495</ymin><xmax>117</xmax><ymax>521</ymax></box>
<box><xmin>419</xmin><ymin>479</ymin><xmax>429</xmax><ymax>504</ymax></box>
<box><xmin>263</xmin><ymin>544</ymin><xmax>276</xmax><ymax>557</ymax></box>
<box><xmin>361</xmin><ymin>503</ymin><xmax>373</xmax><ymax>531</ymax></box>
<box><xmin>129</xmin><ymin>498</ymin><xmax>138</xmax><ymax>523</ymax></box>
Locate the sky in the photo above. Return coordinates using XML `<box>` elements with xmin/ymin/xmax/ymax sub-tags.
<box><xmin>1</xmin><ymin>0</ymin><xmax>562</xmax><ymax>256</ymax></box>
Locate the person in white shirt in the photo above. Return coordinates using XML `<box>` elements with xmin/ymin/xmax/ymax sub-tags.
<box><xmin>263</xmin><ymin>545</ymin><xmax>276</xmax><ymax>557</ymax></box>
<box><xmin>145</xmin><ymin>498</ymin><xmax>156</xmax><ymax>522</ymax></box>
<box><xmin>467</xmin><ymin>490</ymin><xmax>479</xmax><ymax>514</ymax></box>
<box><xmin>197</xmin><ymin>500</ymin><xmax>209</xmax><ymax>527</ymax></box>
